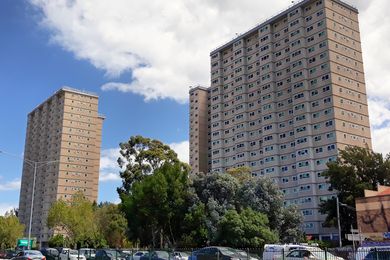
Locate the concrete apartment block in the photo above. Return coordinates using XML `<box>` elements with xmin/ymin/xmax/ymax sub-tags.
<box><xmin>189</xmin><ymin>0</ymin><xmax>371</xmax><ymax>239</ymax></box>
<box><xmin>18</xmin><ymin>87</ymin><xmax>104</xmax><ymax>246</ymax></box>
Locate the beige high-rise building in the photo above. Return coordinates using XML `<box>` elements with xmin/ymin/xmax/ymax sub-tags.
<box><xmin>18</xmin><ymin>87</ymin><xmax>104</xmax><ymax>246</ymax></box>
<box><xmin>189</xmin><ymin>0</ymin><xmax>371</xmax><ymax>240</ymax></box>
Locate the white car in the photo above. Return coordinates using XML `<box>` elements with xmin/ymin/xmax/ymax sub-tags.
<box><xmin>355</xmin><ymin>246</ymin><xmax>390</xmax><ymax>260</ymax></box>
<box><xmin>59</xmin><ymin>248</ymin><xmax>86</xmax><ymax>260</ymax></box>
<box><xmin>263</xmin><ymin>244</ymin><xmax>314</xmax><ymax>260</ymax></box>
<box><xmin>284</xmin><ymin>248</ymin><xmax>344</xmax><ymax>260</ymax></box>
<box><xmin>172</xmin><ymin>252</ymin><xmax>189</xmax><ymax>260</ymax></box>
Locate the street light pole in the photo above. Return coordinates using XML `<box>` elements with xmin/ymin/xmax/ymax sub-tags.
<box><xmin>336</xmin><ymin>196</ymin><xmax>342</xmax><ymax>248</ymax></box>
<box><xmin>0</xmin><ymin>150</ymin><xmax>59</xmax><ymax>250</ymax></box>
<box><xmin>27</xmin><ymin>162</ymin><xmax>37</xmax><ymax>250</ymax></box>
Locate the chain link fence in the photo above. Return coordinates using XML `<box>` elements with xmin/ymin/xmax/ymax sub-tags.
<box><xmin>38</xmin><ymin>246</ymin><xmax>390</xmax><ymax>260</ymax></box>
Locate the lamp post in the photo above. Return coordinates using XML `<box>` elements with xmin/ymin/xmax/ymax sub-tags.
<box><xmin>336</xmin><ymin>196</ymin><xmax>342</xmax><ymax>247</ymax></box>
<box><xmin>0</xmin><ymin>150</ymin><xmax>59</xmax><ymax>249</ymax></box>
<box><xmin>336</xmin><ymin>195</ymin><xmax>358</xmax><ymax>248</ymax></box>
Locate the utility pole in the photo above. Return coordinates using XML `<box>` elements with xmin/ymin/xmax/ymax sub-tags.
<box><xmin>0</xmin><ymin>150</ymin><xmax>59</xmax><ymax>250</ymax></box>
<box><xmin>27</xmin><ymin>162</ymin><xmax>37</xmax><ymax>250</ymax></box>
<box><xmin>336</xmin><ymin>196</ymin><xmax>342</xmax><ymax>248</ymax></box>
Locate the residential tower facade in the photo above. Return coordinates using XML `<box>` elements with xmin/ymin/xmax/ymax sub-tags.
<box><xmin>189</xmin><ymin>0</ymin><xmax>371</xmax><ymax>239</ymax></box>
<box><xmin>18</xmin><ymin>87</ymin><xmax>104</xmax><ymax>246</ymax></box>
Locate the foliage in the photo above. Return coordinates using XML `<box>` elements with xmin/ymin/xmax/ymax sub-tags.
<box><xmin>191</xmin><ymin>173</ymin><xmax>239</xmax><ymax>240</ymax></box>
<box><xmin>226</xmin><ymin>166</ymin><xmax>252</xmax><ymax>183</ymax></box>
<box><xmin>0</xmin><ymin>213</ymin><xmax>24</xmax><ymax>249</ymax></box>
<box><xmin>121</xmin><ymin>163</ymin><xmax>190</xmax><ymax>247</ymax></box>
<box><xmin>48</xmin><ymin>234</ymin><xmax>67</xmax><ymax>248</ymax></box>
<box><xmin>180</xmin><ymin>202</ymin><xmax>208</xmax><ymax>247</ymax></box>
<box><xmin>236</xmin><ymin>177</ymin><xmax>284</xmax><ymax>230</ymax></box>
<box><xmin>117</xmin><ymin>135</ymin><xmax>187</xmax><ymax>195</ymax></box>
<box><xmin>95</xmin><ymin>203</ymin><xmax>128</xmax><ymax>248</ymax></box>
<box><xmin>47</xmin><ymin>192</ymin><xmax>106</xmax><ymax>248</ymax></box>
<box><xmin>215</xmin><ymin>208</ymin><xmax>278</xmax><ymax>248</ymax></box>
<box><xmin>279</xmin><ymin>205</ymin><xmax>304</xmax><ymax>243</ymax></box>
<box><xmin>320</xmin><ymin>146</ymin><xmax>390</xmax><ymax>238</ymax></box>
<box><xmin>117</xmin><ymin>136</ymin><xmax>304</xmax><ymax>248</ymax></box>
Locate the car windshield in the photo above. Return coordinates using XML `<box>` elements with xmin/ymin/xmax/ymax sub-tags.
<box><xmin>219</xmin><ymin>248</ymin><xmax>237</xmax><ymax>256</ymax></box>
<box><xmin>26</xmin><ymin>251</ymin><xmax>43</xmax><ymax>256</ymax></box>
<box><xmin>106</xmin><ymin>250</ymin><xmax>119</xmax><ymax>257</ymax></box>
<box><xmin>155</xmin><ymin>251</ymin><xmax>169</xmax><ymax>259</ymax></box>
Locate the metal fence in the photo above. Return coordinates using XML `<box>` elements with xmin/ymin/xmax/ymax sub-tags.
<box><xmin>39</xmin><ymin>247</ymin><xmax>390</xmax><ymax>260</ymax></box>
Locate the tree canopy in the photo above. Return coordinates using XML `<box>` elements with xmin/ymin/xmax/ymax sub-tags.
<box><xmin>0</xmin><ymin>212</ymin><xmax>24</xmax><ymax>249</ymax></box>
<box><xmin>117</xmin><ymin>135</ymin><xmax>186</xmax><ymax>195</ymax></box>
<box><xmin>47</xmin><ymin>192</ymin><xmax>106</xmax><ymax>248</ymax></box>
<box><xmin>121</xmin><ymin>163</ymin><xmax>190</xmax><ymax>247</ymax></box>
<box><xmin>117</xmin><ymin>136</ymin><xmax>304</xmax><ymax>248</ymax></box>
<box><xmin>320</xmin><ymin>146</ymin><xmax>390</xmax><ymax>240</ymax></box>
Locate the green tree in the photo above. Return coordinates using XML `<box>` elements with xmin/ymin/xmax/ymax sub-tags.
<box><xmin>236</xmin><ymin>177</ymin><xmax>284</xmax><ymax>230</ymax></box>
<box><xmin>215</xmin><ymin>208</ymin><xmax>278</xmax><ymax>248</ymax></box>
<box><xmin>48</xmin><ymin>234</ymin><xmax>67</xmax><ymax>247</ymax></box>
<box><xmin>95</xmin><ymin>203</ymin><xmax>128</xmax><ymax>248</ymax></box>
<box><xmin>47</xmin><ymin>192</ymin><xmax>106</xmax><ymax>248</ymax></box>
<box><xmin>0</xmin><ymin>212</ymin><xmax>24</xmax><ymax>249</ymax></box>
<box><xmin>180</xmin><ymin>202</ymin><xmax>208</xmax><ymax>247</ymax></box>
<box><xmin>320</xmin><ymin>146</ymin><xmax>390</xmax><ymax>240</ymax></box>
<box><xmin>117</xmin><ymin>136</ymin><xmax>186</xmax><ymax>195</ymax></box>
<box><xmin>226</xmin><ymin>166</ymin><xmax>252</xmax><ymax>183</ymax></box>
<box><xmin>191</xmin><ymin>173</ymin><xmax>240</xmax><ymax>240</ymax></box>
<box><xmin>279</xmin><ymin>205</ymin><xmax>304</xmax><ymax>243</ymax></box>
<box><xmin>121</xmin><ymin>163</ymin><xmax>190</xmax><ymax>247</ymax></box>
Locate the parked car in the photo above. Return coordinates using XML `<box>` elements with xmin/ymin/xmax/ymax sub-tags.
<box><xmin>233</xmin><ymin>249</ymin><xmax>258</xmax><ymax>260</ymax></box>
<box><xmin>59</xmin><ymin>248</ymin><xmax>86</xmax><ymax>260</ymax></box>
<box><xmin>189</xmin><ymin>247</ymin><xmax>243</xmax><ymax>260</ymax></box>
<box><xmin>283</xmin><ymin>248</ymin><xmax>344</xmax><ymax>260</ymax></box>
<box><xmin>79</xmin><ymin>249</ymin><xmax>96</xmax><ymax>260</ymax></box>
<box><xmin>363</xmin><ymin>250</ymin><xmax>390</xmax><ymax>260</ymax></box>
<box><xmin>355</xmin><ymin>247</ymin><xmax>390</xmax><ymax>260</ymax></box>
<box><xmin>5</xmin><ymin>250</ymin><xmax>18</xmax><ymax>259</ymax></box>
<box><xmin>263</xmin><ymin>244</ymin><xmax>317</xmax><ymax>260</ymax></box>
<box><xmin>126</xmin><ymin>251</ymin><xmax>148</xmax><ymax>260</ymax></box>
<box><xmin>95</xmin><ymin>249</ymin><xmax>126</xmax><ymax>260</ymax></box>
<box><xmin>40</xmin><ymin>248</ymin><xmax>59</xmax><ymax>260</ymax></box>
<box><xmin>12</xmin><ymin>250</ymin><xmax>46</xmax><ymax>260</ymax></box>
<box><xmin>172</xmin><ymin>252</ymin><xmax>189</xmax><ymax>260</ymax></box>
<box><xmin>139</xmin><ymin>251</ymin><xmax>170</xmax><ymax>260</ymax></box>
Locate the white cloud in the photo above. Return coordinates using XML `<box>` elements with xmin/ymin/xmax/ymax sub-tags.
<box><xmin>100</xmin><ymin>148</ymin><xmax>120</xmax><ymax>170</ymax></box>
<box><xmin>0</xmin><ymin>179</ymin><xmax>21</xmax><ymax>191</ymax></box>
<box><xmin>169</xmin><ymin>141</ymin><xmax>189</xmax><ymax>164</ymax></box>
<box><xmin>99</xmin><ymin>148</ymin><xmax>121</xmax><ymax>182</ymax></box>
<box><xmin>29</xmin><ymin>0</ymin><xmax>289</xmax><ymax>102</ymax></box>
<box><xmin>100</xmin><ymin>172</ymin><xmax>121</xmax><ymax>182</ymax></box>
<box><xmin>30</xmin><ymin>0</ymin><xmax>390</xmax><ymax>152</ymax></box>
<box><xmin>0</xmin><ymin>203</ymin><xmax>17</xmax><ymax>216</ymax></box>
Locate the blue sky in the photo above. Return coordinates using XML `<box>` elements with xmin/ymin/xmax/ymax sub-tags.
<box><xmin>1</xmin><ymin>0</ymin><xmax>390</xmax><ymax>214</ymax></box>
<box><xmin>0</xmin><ymin>0</ymin><xmax>189</xmax><ymax>212</ymax></box>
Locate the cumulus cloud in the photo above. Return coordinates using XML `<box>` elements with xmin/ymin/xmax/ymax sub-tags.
<box><xmin>169</xmin><ymin>141</ymin><xmax>189</xmax><ymax>164</ymax></box>
<box><xmin>0</xmin><ymin>203</ymin><xmax>17</xmax><ymax>216</ymax></box>
<box><xmin>100</xmin><ymin>172</ymin><xmax>121</xmax><ymax>182</ymax></box>
<box><xmin>30</xmin><ymin>0</ymin><xmax>390</xmax><ymax>152</ymax></box>
<box><xmin>29</xmin><ymin>0</ymin><xmax>289</xmax><ymax>102</ymax></box>
<box><xmin>99</xmin><ymin>148</ymin><xmax>121</xmax><ymax>182</ymax></box>
<box><xmin>0</xmin><ymin>179</ymin><xmax>21</xmax><ymax>191</ymax></box>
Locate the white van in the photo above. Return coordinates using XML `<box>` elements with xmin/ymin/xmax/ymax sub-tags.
<box><xmin>355</xmin><ymin>246</ymin><xmax>390</xmax><ymax>260</ymax></box>
<box><xmin>262</xmin><ymin>244</ymin><xmax>316</xmax><ymax>260</ymax></box>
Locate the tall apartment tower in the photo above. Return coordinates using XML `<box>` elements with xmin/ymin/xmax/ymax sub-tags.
<box><xmin>189</xmin><ymin>0</ymin><xmax>371</xmax><ymax>239</ymax></box>
<box><xmin>18</xmin><ymin>87</ymin><xmax>104</xmax><ymax>246</ymax></box>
